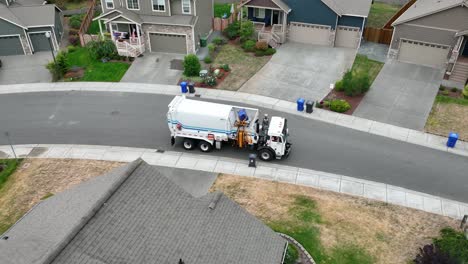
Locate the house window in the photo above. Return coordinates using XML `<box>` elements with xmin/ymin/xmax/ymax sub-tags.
<box><xmin>182</xmin><ymin>0</ymin><xmax>191</xmax><ymax>14</ymax></box>
<box><xmin>152</xmin><ymin>0</ymin><xmax>165</xmax><ymax>11</ymax></box>
<box><xmin>254</xmin><ymin>8</ymin><xmax>265</xmax><ymax>19</ymax></box>
<box><xmin>127</xmin><ymin>0</ymin><xmax>139</xmax><ymax>10</ymax></box>
<box><xmin>111</xmin><ymin>23</ymin><xmax>118</xmax><ymax>32</ymax></box>
<box><xmin>105</xmin><ymin>0</ymin><xmax>114</xmax><ymax>9</ymax></box>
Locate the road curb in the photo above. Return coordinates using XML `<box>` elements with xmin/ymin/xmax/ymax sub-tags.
<box><xmin>1</xmin><ymin>143</ymin><xmax>467</xmax><ymax>220</ymax></box>
<box><xmin>1</xmin><ymin>82</ymin><xmax>467</xmax><ymax>158</ymax></box>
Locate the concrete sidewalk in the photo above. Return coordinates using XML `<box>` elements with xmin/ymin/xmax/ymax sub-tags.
<box><xmin>0</xmin><ymin>82</ymin><xmax>466</xmax><ymax>158</ymax></box>
<box><xmin>1</xmin><ymin>143</ymin><xmax>467</xmax><ymax>220</ymax></box>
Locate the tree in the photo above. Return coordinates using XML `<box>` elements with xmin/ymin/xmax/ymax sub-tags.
<box><xmin>239</xmin><ymin>20</ymin><xmax>254</xmax><ymax>42</ymax></box>
<box><xmin>183</xmin><ymin>54</ymin><xmax>201</xmax><ymax>77</ymax></box>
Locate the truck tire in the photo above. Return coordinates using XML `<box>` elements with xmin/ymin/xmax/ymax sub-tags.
<box><xmin>258</xmin><ymin>148</ymin><xmax>274</xmax><ymax>161</ymax></box>
<box><xmin>183</xmin><ymin>138</ymin><xmax>196</xmax><ymax>150</ymax></box>
<box><xmin>198</xmin><ymin>141</ymin><xmax>213</xmax><ymax>152</ymax></box>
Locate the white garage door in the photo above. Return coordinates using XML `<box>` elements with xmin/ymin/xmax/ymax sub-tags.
<box><xmin>288</xmin><ymin>22</ymin><xmax>331</xmax><ymax>46</ymax></box>
<box><xmin>398</xmin><ymin>39</ymin><xmax>449</xmax><ymax>68</ymax></box>
<box><xmin>335</xmin><ymin>26</ymin><xmax>360</xmax><ymax>49</ymax></box>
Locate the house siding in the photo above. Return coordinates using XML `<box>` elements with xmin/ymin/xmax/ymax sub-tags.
<box><xmin>194</xmin><ymin>0</ymin><xmax>212</xmax><ymax>38</ymax></box>
<box><xmin>338</xmin><ymin>15</ymin><xmax>364</xmax><ymax>30</ymax></box>
<box><xmin>284</xmin><ymin>0</ymin><xmax>338</xmax><ymax>29</ymax></box>
<box><xmin>171</xmin><ymin>0</ymin><xmax>195</xmax><ymax>15</ymax></box>
<box><xmin>404</xmin><ymin>6</ymin><xmax>468</xmax><ymax>31</ymax></box>
<box><xmin>54</xmin><ymin>9</ymin><xmax>63</xmax><ymax>42</ymax></box>
<box><xmin>102</xmin><ymin>0</ymin><xmax>171</xmax><ymax>16</ymax></box>
<box><xmin>0</xmin><ymin>18</ymin><xmax>24</xmax><ymax>36</ymax></box>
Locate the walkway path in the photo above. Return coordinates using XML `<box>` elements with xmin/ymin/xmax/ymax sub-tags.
<box><xmin>1</xmin><ymin>144</ymin><xmax>466</xmax><ymax>220</ymax></box>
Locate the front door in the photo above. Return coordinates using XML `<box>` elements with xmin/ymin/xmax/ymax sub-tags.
<box><xmin>462</xmin><ymin>38</ymin><xmax>468</xmax><ymax>57</ymax></box>
<box><xmin>272</xmin><ymin>10</ymin><xmax>280</xmax><ymax>25</ymax></box>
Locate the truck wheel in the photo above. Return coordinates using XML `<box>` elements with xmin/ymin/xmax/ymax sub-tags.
<box><xmin>183</xmin><ymin>138</ymin><xmax>196</xmax><ymax>150</ymax></box>
<box><xmin>258</xmin><ymin>148</ymin><xmax>274</xmax><ymax>161</ymax></box>
<box><xmin>198</xmin><ymin>141</ymin><xmax>213</xmax><ymax>152</ymax></box>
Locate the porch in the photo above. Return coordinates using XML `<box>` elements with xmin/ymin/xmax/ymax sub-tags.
<box><xmin>447</xmin><ymin>33</ymin><xmax>468</xmax><ymax>86</ymax></box>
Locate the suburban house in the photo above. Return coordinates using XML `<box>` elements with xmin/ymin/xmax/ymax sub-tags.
<box><xmin>388</xmin><ymin>0</ymin><xmax>468</xmax><ymax>87</ymax></box>
<box><xmin>0</xmin><ymin>0</ymin><xmax>63</xmax><ymax>56</ymax></box>
<box><xmin>239</xmin><ymin>0</ymin><xmax>373</xmax><ymax>49</ymax></box>
<box><xmin>94</xmin><ymin>0</ymin><xmax>213</xmax><ymax>56</ymax></box>
<box><xmin>0</xmin><ymin>160</ymin><xmax>288</xmax><ymax>264</ymax></box>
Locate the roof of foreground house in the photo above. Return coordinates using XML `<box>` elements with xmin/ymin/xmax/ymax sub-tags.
<box><xmin>0</xmin><ymin>4</ymin><xmax>58</xmax><ymax>28</ymax></box>
<box><xmin>392</xmin><ymin>0</ymin><xmax>468</xmax><ymax>25</ymax></box>
<box><xmin>0</xmin><ymin>160</ymin><xmax>286</xmax><ymax>264</ymax></box>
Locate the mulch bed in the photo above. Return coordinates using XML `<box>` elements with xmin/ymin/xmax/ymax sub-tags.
<box><xmin>437</xmin><ymin>88</ymin><xmax>463</xmax><ymax>98</ymax></box>
<box><xmin>178</xmin><ymin>68</ymin><xmax>231</xmax><ymax>89</ymax></box>
<box><xmin>320</xmin><ymin>89</ymin><xmax>365</xmax><ymax>115</ymax></box>
<box><xmin>64</xmin><ymin>67</ymin><xmax>85</xmax><ymax>79</ymax></box>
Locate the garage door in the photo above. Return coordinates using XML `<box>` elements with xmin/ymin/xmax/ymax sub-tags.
<box><xmin>0</xmin><ymin>36</ymin><xmax>24</xmax><ymax>56</ymax></box>
<box><xmin>398</xmin><ymin>39</ymin><xmax>449</xmax><ymax>68</ymax></box>
<box><xmin>335</xmin><ymin>26</ymin><xmax>360</xmax><ymax>49</ymax></box>
<box><xmin>288</xmin><ymin>22</ymin><xmax>331</xmax><ymax>46</ymax></box>
<box><xmin>149</xmin><ymin>33</ymin><xmax>187</xmax><ymax>54</ymax></box>
<box><xmin>29</xmin><ymin>32</ymin><xmax>52</xmax><ymax>52</ymax></box>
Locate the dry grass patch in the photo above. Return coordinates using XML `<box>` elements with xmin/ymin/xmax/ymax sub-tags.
<box><xmin>211</xmin><ymin>174</ymin><xmax>458</xmax><ymax>264</ymax></box>
<box><xmin>426</xmin><ymin>96</ymin><xmax>468</xmax><ymax>141</ymax></box>
<box><xmin>0</xmin><ymin>159</ymin><xmax>122</xmax><ymax>234</ymax></box>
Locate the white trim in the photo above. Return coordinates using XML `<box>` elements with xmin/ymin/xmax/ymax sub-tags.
<box><xmin>246</xmin><ymin>5</ymin><xmax>281</xmax><ymax>11</ymax></box>
<box><xmin>0</xmin><ymin>33</ymin><xmax>22</xmax><ymax>37</ymax></box>
<box><xmin>147</xmin><ymin>31</ymin><xmax>188</xmax><ymax>54</ymax></box>
<box><xmin>0</xmin><ymin>17</ymin><xmax>27</xmax><ymax>29</ymax></box>
<box><xmin>106</xmin><ymin>14</ymin><xmax>141</xmax><ymax>25</ymax></box>
<box><xmin>151</xmin><ymin>0</ymin><xmax>166</xmax><ymax>12</ymax></box>
<box><xmin>289</xmin><ymin>21</ymin><xmax>331</xmax><ymax>30</ymax></box>
<box><xmin>240</xmin><ymin>0</ymin><xmax>290</xmax><ymax>13</ymax></box>
<box><xmin>168</xmin><ymin>0</ymin><xmax>171</xmax><ymax>16</ymax></box>
<box><xmin>104</xmin><ymin>0</ymin><xmax>115</xmax><ymax>9</ymax></box>
<box><xmin>51</xmin><ymin>27</ymin><xmax>59</xmax><ymax>50</ymax></box>
<box><xmin>192</xmin><ymin>24</ymin><xmax>196</xmax><ymax>53</ymax></box>
<box><xmin>100</xmin><ymin>0</ymin><xmax>105</xmax><ymax>13</ymax></box>
<box><xmin>193</xmin><ymin>0</ymin><xmax>197</xmax><ymax>16</ymax></box>
<box><xmin>94</xmin><ymin>9</ymin><xmax>122</xmax><ymax>20</ymax></box>
<box><xmin>23</xmin><ymin>28</ymin><xmax>33</xmax><ymax>53</ymax></box>
<box><xmin>399</xmin><ymin>38</ymin><xmax>451</xmax><ymax>49</ymax></box>
<box><xmin>27</xmin><ymin>25</ymin><xmax>55</xmax><ymax>28</ymax></box>
<box><xmin>126</xmin><ymin>0</ymin><xmax>140</xmax><ymax>10</ymax></box>
<box><xmin>5</xmin><ymin>0</ymin><xmax>9</xmax><ymax>6</ymax></box>
<box><xmin>182</xmin><ymin>0</ymin><xmax>191</xmax><ymax>14</ymax></box>
<box><xmin>404</xmin><ymin>23</ymin><xmax>459</xmax><ymax>33</ymax></box>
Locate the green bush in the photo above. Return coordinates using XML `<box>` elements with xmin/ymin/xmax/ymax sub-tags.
<box><xmin>450</xmin><ymin>87</ymin><xmax>458</xmax><ymax>93</ymax></box>
<box><xmin>254</xmin><ymin>49</ymin><xmax>265</xmax><ymax>57</ymax></box>
<box><xmin>283</xmin><ymin>244</ymin><xmax>299</xmax><ymax>264</ymax></box>
<box><xmin>183</xmin><ymin>54</ymin><xmax>201</xmax><ymax>76</ymax></box>
<box><xmin>69</xmin><ymin>19</ymin><xmax>81</xmax><ymax>29</ymax></box>
<box><xmin>329</xmin><ymin>99</ymin><xmax>351</xmax><ymax>113</ymax></box>
<box><xmin>439</xmin><ymin>86</ymin><xmax>445</xmax><ymax>91</ymax></box>
<box><xmin>204</xmin><ymin>56</ymin><xmax>213</xmax><ymax>64</ymax></box>
<box><xmin>242</xmin><ymin>39</ymin><xmax>256</xmax><ymax>52</ymax></box>
<box><xmin>220</xmin><ymin>64</ymin><xmax>230</xmax><ymax>72</ymax></box>
<box><xmin>67</xmin><ymin>45</ymin><xmax>77</xmax><ymax>53</ymax></box>
<box><xmin>223</xmin><ymin>21</ymin><xmax>240</xmax><ymax>40</ymax></box>
<box><xmin>86</xmin><ymin>39</ymin><xmax>117</xmax><ymax>60</ymax></box>
<box><xmin>212</xmin><ymin>37</ymin><xmax>226</xmax><ymax>45</ymax></box>
<box><xmin>239</xmin><ymin>20</ymin><xmax>255</xmax><ymax>42</ymax></box>
<box><xmin>441</xmin><ymin>90</ymin><xmax>450</xmax><ymax>96</ymax></box>
<box><xmin>341</xmin><ymin>70</ymin><xmax>371</xmax><ymax>97</ymax></box>
<box><xmin>335</xmin><ymin>80</ymin><xmax>344</xmax><ymax>92</ymax></box>
<box><xmin>214</xmin><ymin>3</ymin><xmax>231</xmax><ymax>18</ymax></box>
<box><xmin>204</xmin><ymin>74</ymin><xmax>217</xmax><ymax>87</ymax></box>
<box><xmin>463</xmin><ymin>85</ymin><xmax>468</xmax><ymax>99</ymax></box>
<box><xmin>433</xmin><ymin>227</ymin><xmax>468</xmax><ymax>262</ymax></box>
<box><xmin>264</xmin><ymin>48</ymin><xmax>276</xmax><ymax>56</ymax></box>
<box><xmin>46</xmin><ymin>51</ymin><xmax>69</xmax><ymax>81</ymax></box>
<box><xmin>207</xmin><ymin>43</ymin><xmax>216</xmax><ymax>56</ymax></box>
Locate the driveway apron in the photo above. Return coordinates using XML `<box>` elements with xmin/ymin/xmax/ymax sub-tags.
<box><xmin>240</xmin><ymin>42</ymin><xmax>356</xmax><ymax>102</ymax></box>
<box><xmin>354</xmin><ymin>61</ymin><xmax>444</xmax><ymax>130</ymax></box>
<box><xmin>0</xmin><ymin>52</ymin><xmax>52</xmax><ymax>84</ymax></box>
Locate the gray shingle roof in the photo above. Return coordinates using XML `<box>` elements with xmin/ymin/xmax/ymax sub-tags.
<box><xmin>334</xmin><ymin>0</ymin><xmax>373</xmax><ymax>17</ymax></box>
<box><xmin>392</xmin><ymin>0</ymin><xmax>467</xmax><ymax>25</ymax></box>
<box><xmin>0</xmin><ymin>4</ymin><xmax>58</xmax><ymax>28</ymax></box>
<box><xmin>0</xmin><ymin>7</ymin><xmax>26</xmax><ymax>28</ymax></box>
<box><xmin>1</xmin><ymin>160</ymin><xmax>286</xmax><ymax>264</ymax></box>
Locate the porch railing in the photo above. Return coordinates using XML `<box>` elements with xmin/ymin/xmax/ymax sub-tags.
<box><xmin>115</xmin><ymin>39</ymin><xmax>145</xmax><ymax>58</ymax></box>
<box><xmin>253</xmin><ymin>22</ymin><xmax>265</xmax><ymax>32</ymax></box>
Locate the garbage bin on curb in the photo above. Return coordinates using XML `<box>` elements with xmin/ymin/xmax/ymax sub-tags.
<box><xmin>306</xmin><ymin>100</ymin><xmax>314</xmax><ymax>113</ymax></box>
<box><xmin>447</xmin><ymin>132</ymin><xmax>459</xmax><ymax>148</ymax></box>
<box><xmin>297</xmin><ymin>98</ymin><xmax>305</xmax><ymax>112</ymax></box>
<box><xmin>248</xmin><ymin>154</ymin><xmax>257</xmax><ymax>168</ymax></box>
<box><xmin>188</xmin><ymin>82</ymin><xmax>195</xmax><ymax>93</ymax></box>
<box><xmin>180</xmin><ymin>81</ymin><xmax>188</xmax><ymax>93</ymax></box>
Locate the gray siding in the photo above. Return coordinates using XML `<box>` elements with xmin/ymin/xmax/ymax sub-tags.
<box><xmin>284</xmin><ymin>0</ymin><xmax>338</xmax><ymax>29</ymax></box>
<box><xmin>338</xmin><ymin>15</ymin><xmax>364</xmax><ymax>30</ymax></box>
<box><xmin>28</xmin><ymin>26</ymin><xmax>54</xmax><ymax>33</ymax></box>
<box><xmin>101</xmin><ymin>0</ymin><xmax>170</xmax><ymax>16</ymax></box>
<box><xmin>406</xmin><ymin>6</ymin><xmax>468</xmax><ymax>31</ymax></box>
<box><xmin>391</xmin><ymin>24</ymin><xmax>456</xmax><ymax>49</ymax></box>
<box><xmin>194</xmin><ymin>0</ymin><xmax>212</xmax><ymax>43</ymax></box>
<box><xmin>54</xmin><ymin>9</ymin><xmax>63</xmax><ymax>43</ymax></box>
<box><xmin>171</xmin><ymin>0</ymin><xmax>195</xmax><ymax>16</ymax></box>
<box><xmin>0</xmin><ymin>18</ymin><xmax>24</xmax><ymax>36</ymax></box>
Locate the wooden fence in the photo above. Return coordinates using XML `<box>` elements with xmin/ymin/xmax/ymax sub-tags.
<box><xmin>78</xmin><ymin>0</ymin><xmax>98</xmax><ymax>46</ymax></box>
<box><xmin>213</xmin><ymin>13</ymin><xmax>236</xmax><ymax>31</ymax></box>
<box><xmin>363</xmin><ymin>27</ymin><xmax>393</xmax><ymax>45</ymax></box>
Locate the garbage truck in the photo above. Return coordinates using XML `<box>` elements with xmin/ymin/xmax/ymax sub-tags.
<box><xmin>167</xmin><ymin>95</ymin><xmax>292</xmax><ymax>161</ymax></box>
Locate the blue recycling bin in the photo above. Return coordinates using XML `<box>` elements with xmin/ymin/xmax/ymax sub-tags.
<box><xmin>180</xmin><ymin>81</ymin><xmax>188</xmax><ymax>93</ymax></box>
<box><xmin>297</xmin><ymin>98</ymin><xmax>305</xmax><ymax>112</ymax></box>
<box><xmin>446</xmin><ymin>132</ymin><xmax>459</xmax><ymax>148</ymax></box>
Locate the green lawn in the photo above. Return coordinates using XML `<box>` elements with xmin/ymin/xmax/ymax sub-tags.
<box><xmin>63</xmin><ymin>0</ymin><xmax>88</xmax><ymax>10</ymax></box>
<box><xmin>351</xmin><ymin>54</ymin><xmax>384</xmax><ymax>84</ymax></box>
<box><xmin>268</xmin><ymin>195</ymin><xmax>374</xmax><ymax>264</ymax></box>
<box><xmin>66</xmin><ymin>47</ymin><xmax>130</xmax><ymax>82</ymax></box>
<box><xmin>426</xmin><ymin>95</ymin><xmax>468</xmax><ymax>141</ymax></box>
<box><xmin>367</xmin><ymin>2</ymin><xmax>401</xmax><ymax>28</ymax></box>
<box><xmin>214</xmin><ymin>3</ymin><xmax>232</xmax><ymax>18</ymax></box>
<box><xmin>0</xmin><ymin>159</ymin><xmax>20</xmax><ymax>191</ymax></box>
<box><xmin>0</xmin><ymin>159</ymin><xmax>21</xmax><ymax>233</ymax></box>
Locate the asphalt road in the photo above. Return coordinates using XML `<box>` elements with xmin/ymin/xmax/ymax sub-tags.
<box><xmin>1</xmin><ymin>91</ymin><xmax>467</xmax><ymax>202</ymax></box>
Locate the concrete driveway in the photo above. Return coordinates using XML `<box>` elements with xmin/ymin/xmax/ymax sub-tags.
<box><xmin>354</xmin><ymin>61</ymin><xmax>444</xmax><ymax>130</ymax></box>
<box><xmin>240</xmin><ymin>42</ymin><xmax>356</xmax><ymax>101</ymax></box>
<box><xmin>0</xmin><ymin>52</ymin><xmax>52</xmax><ymax>84</ymax></box>
<box><xmin>121</xmin><ymin>52</ymin><xmax>184</xmax><ymax>84</ymax></box>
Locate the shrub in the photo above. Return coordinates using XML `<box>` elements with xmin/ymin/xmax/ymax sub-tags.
<box><xmin>450</xmin><ymin>87</ymin><xmax>458</xmax><ymax>92</ymax></box>
<box><xmin>204</xmin><ymin>56</ymin><xmax>212</xmax><ymax>64</ymax></box>
<box><xmin>86</xmin><ymin>39</ymin><xmax>117</xmax><ymax>60</ymax></box>
<box><xmin>69</xmin><ymin>19</ymin><xmax>81</xmax><ymax>29</ymax></box>
<box><xmin>255</xmin><ymin>41</ymin><xmax>268</xmax><ymax>51</ymax></box>
<box><xmin>254</xmin><ymin>49</ymin><xmax>265</xmax><ymax>57</ymax></box>
<box><xmin>283</xmin><ymin>244</ymin><xmax>299</xmax><ymax>264</ymax></box>
<box><xmin>441</xmin><ymin>90</ymin><xmax>450</xmax><ymax>96</ymax></box>
<box><xmin>220</xmin><ymin>64</ymin><xmax>230</xmax><ymax>72</ymax></box>
<box><xmin>204</xmin><ymin>74</ymin><xmax>217</xmax><ymax>87</ymax></box>
<box><xmin>242</xmin><ymin>39</ymin><xmax>256</xmax><ymax>52</ymax></box>
<box><xmin>316</xmin><ymin>101</ymin><xmax>324</xmax><ymax>108</ymax></box>
<box><xmin>67</xmin><ymin>45</ymin><xmax>77</xmax><ymax>53</ymax></box>
<box><xmin>207</xmin><ymin>43</ymin><xmax>216</xmax><ymax>56</ymax></box>
<box><xmin>342</xmin><ymin>71</ymin><xmax>371</xmax><ymax>97</ymax></box>
<box><xmin>239</xmin><ymin>20</ymin><xmax>255</xmax><ymax>42</ymax></box>
<box><xmin>214</xmin><ymin>3</ymin><xmax>231</xmax><ymax>18</ymax></box>
<box><xmin>46</xmin><ymin>51</ymin><xmax>69</xmax><ymax>81</ymax></box>
<box><xmin>264</xmin><ymin>48</ymin><xmax>276</xmax><ymax>56</ymax></box>
<box><xmin>183</xmin><ymin>54</ymin><xmax>201</xmax><ymax>76</ymax></box>
<box><xmin>439</xmin><ymin>86</ymin><xmax>445</xmax><ymax>91</ymax></box>
<box><xmin>223</xmin><ymin>21</ymin><xmax>240</xmax><ymax>40</ymax></box>
<box><xmin>414</xmin><ymin>244</ymin><xmax>456</xmax><ymax>264</ymax></box>
<box><xmin>68</xmin><ymin>35</ymin><xmax>79</xmax><ymax>46</ymax></box>
<box><xmin>329</xmin><ymin>99</ymin><xmax>351</xmax><ymax>113</ymax></box>
<box><xmin>335</xmin><ymin>80</ymin><xmax>344</xmax><ymax>92</ymax></box>
<box><xmin>463</xmin><ymin>85</ymin><xmax>468</xmax><ymax>99</ymax></box>
<box><xmin>68</xmin><ymin>28</ymin><xmax>79</xmax><ymax>36</ymax></box>
<box><xmin>433</xmin><ymin>227</ymin><xmax>468</xmax><ymax>262</ymax></box>
<box><xmin>212</xmin><ymin>37</ymin><xmax>226</xmax><ymax>45</ymax></box>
